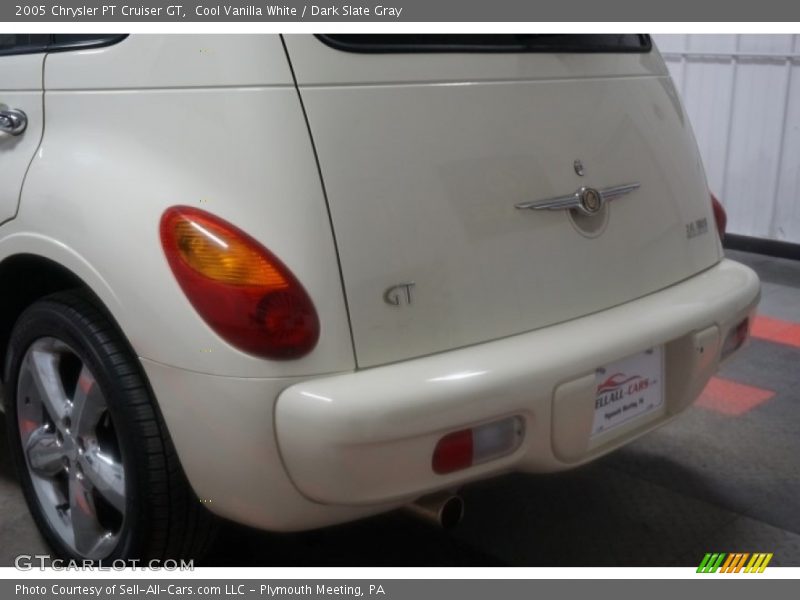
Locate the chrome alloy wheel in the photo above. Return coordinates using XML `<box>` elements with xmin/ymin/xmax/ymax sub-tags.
<box><xmin>17</xmin><ymin>337</ymin><xmax>126</xmax><ymax>559</ymax></box>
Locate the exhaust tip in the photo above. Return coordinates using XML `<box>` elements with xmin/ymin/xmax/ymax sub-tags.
<box><xmin>439</xmin><ymin>495</ymin><xmax>465</xmax><ymax>530</ymax></box>
<box><xmin>404</xmin><ymin>492</ymin><xmax>465</xmax><ymax>529</ymax></box>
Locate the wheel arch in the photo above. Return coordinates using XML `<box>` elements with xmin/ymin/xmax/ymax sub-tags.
<box><xmin>0</xmin><ymin>244</ymin><xmax>124</xmax><ymax>380</ymax></box>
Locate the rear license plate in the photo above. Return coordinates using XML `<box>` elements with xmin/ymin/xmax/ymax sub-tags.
<box><xmin>592</xmin><ymin>347</ymin><xmax>664</xmax><ymax>437</ymax></box>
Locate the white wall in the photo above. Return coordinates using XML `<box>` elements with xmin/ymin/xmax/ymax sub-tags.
<box><xmin>653</xmin><ymin>34</ymin><xmax>800</xmax><ymax>243</ymax></box>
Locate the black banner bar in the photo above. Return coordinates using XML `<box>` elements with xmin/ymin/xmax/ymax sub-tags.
<box><xmin>3</xmin><ymin>579</ymin><xmax>796</xmax><ymax>600</ymax></box>
<box><xmin>4</xmin><ymin>0</ymin><xmax>800</xmax><ymax>22</ymax></box>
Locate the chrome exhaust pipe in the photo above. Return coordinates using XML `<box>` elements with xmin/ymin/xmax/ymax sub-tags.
<box><xmin>404</xmin><ymin>491</ymin><xmax>464</xmax><ymax>529</ymax></box>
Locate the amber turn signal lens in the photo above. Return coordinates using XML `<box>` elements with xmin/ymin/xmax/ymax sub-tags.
<box><xmin>171</xmin><ymin>217</ymin><xmax>289</xmax><ymax>288</ymax></box>
<box><xmin>160</xmin><ymin>206</ymin><xmax>320</xmax><ymax>359</ymax></box>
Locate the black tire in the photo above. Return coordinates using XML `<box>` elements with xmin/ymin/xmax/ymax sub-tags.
<box><xmin>3</xmin><ymin>290</ymin><xmax>217</xmax><ymax>562</ymax></box>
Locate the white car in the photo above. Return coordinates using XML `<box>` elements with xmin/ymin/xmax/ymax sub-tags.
<box><xmin>0</xmin><ymin>34</ymin><xmax>759</xmax><ymax>562</ymax></box>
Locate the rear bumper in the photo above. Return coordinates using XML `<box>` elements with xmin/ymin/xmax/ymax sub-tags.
<box><xmin>275</xmin><ymin>259</ymin><xmax>760</xmax><ymax>506</ymax></box>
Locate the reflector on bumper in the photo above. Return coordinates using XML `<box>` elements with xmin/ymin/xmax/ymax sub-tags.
<box><xmin>433</xmin><ymin>416</ymin><xmax>525</xmax><ymax>474</ymax></box>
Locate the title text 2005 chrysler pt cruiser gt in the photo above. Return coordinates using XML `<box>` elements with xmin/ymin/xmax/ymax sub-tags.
<box><xmin>0</xmin><ymin>34</ymin><xmax>759</xmax><ymax>561</ymax></box>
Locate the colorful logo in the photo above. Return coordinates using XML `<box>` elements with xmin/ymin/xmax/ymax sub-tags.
<box><xmin>597</xmin><ymin>372</ymin><xmax>647</xmax><ymax>394</ymax></box>
<box><xmin>697</xmin><ymin>553</ymin><xmax>773</xmax><ymax>573</ymax></box>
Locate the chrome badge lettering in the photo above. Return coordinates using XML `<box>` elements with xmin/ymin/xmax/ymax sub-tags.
<box><xmin>686</xmin><ymin>217</ymin><xmax>709</xmax><ymax>239</ymax></box>
<box><xmin>384</xmin><ymin>283</ymin><xmax>415</xmax><ymax>306</ymax></box>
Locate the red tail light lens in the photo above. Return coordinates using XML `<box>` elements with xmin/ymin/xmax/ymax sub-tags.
<box><xmin>711</xmin><ymin>193</ymin><xmax>727</xmax><ymax>241</ymax></box>
<box><xmin>160</xmin><ymin>206</ymin><xmax>319</xmax><ymax>359</ymax></box>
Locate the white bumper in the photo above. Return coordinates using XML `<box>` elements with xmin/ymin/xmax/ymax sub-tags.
<box><xmin>144</xmin><ymin>259</ymin><xmax>758</xmax><ymax>531</ymax></box>
<box><xmin>275</xmin><ymin>259</ymin><xmax>759</xmax><ymax>507</ymax></box>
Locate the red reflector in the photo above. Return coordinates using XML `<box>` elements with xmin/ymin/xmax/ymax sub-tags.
<box><xmin>721</xmin><ymin>317</ymin><xmax>750</xmax><ymax>359</ymax></box>
<box><xmin>734</xmin><ymin>318</ymin><xmax>749</xmax><ymax>343</ymax></box>
<box><xmin>432</xmin><ymin>429</ymin><xmax>473</xmax><ymax>474</ymax></box>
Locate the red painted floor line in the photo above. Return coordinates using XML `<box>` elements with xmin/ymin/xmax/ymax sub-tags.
<box><xmin>696</xmin><ymin>376</ymin><xmax>775</xmax><ymax>416</ymax></box>
<box><xmin>751</xmin><ymin>315</ymin><xmax>800</xmax><ymax>349</ymax></box>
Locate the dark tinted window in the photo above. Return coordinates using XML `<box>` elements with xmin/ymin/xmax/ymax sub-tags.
<box><xmin>0</xmin><ymin>34</ymin><xmax>49</xmax><ymax>55</ymax></box>
<box><xmin>50</xmin><ymin>34</ymin><xmax>126</xmax><ymax>50</ymax></box>
<box><xmin>0</xmin><ymin>34</ymin><xmax>125</xmax><ymax>56</ymax></box>
<box><xmin>318</xmin><ymin>34</ymin><xmax>651</xmax><ymax>54</ymax></box>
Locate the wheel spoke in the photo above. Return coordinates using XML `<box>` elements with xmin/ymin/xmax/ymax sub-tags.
<box><xmin>20</xmin><ymin>336</ymin><xmax>125</xmax><ymax>560</ymax></box>
<box><xmin>68</xmin><ymin>469</ymin><xmax>113</xmax><ymax>557</ymax></box>
<box><xmin>27</xmin><ymin>349</ymin><xmax>69</xmax><ymax>424</ymax></box>
<box><xmin>71</xmin><ymin>365</ymin><xmax>105</xmax><ymax>439</ymax></box>
<box><xmin>25</xmin><ymin>426</ymin><xmax>64</xmax><ymax>478</ymax></box>
<box><xmin>79</xmin><ymin>448</ymin><xmax>126</xmax><ymax>514</ymax></box>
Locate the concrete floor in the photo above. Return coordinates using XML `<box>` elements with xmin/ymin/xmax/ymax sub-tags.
<box><xmin>1</xmin><ymin>249</ymin><xmax>798</xmax><ymax>566</ymax></box>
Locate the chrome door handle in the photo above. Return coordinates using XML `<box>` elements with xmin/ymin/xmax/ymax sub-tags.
<box><xmin>0</xmin><ymin>109</ymin><xmax>28</xmax><ymax>136</ymax></box>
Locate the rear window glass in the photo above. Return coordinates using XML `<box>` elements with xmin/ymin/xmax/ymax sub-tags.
<box><xmin>317</xmin><ymin>34</ymin><xmax>651</xmax><ymax>54</ymax></box>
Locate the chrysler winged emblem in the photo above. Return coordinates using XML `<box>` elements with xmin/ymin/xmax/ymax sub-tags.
<box><xmin>515</xmin><ymin>183</ymin><xmax>640</xmax><ymax>216</ymax></box>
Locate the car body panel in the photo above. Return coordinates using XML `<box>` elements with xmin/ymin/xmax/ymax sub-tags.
<box><xmin>11</xmin><ymin>34</ymin><xmax>355</xmax><ymax>378</ymax></box>
<box><xmin>44</xmin><ymin>34</ymin><xmax>294</xmax><ymax>89</ymax></box>
<box><xmin>0</xmin><ymin>52</ymin><xmax>44</xmax><ymax>224</ymax></box>
<box><xmin>140</xmin><ymin>358</ymin><xmax>396</xmax><ymax>531</ymax></box>
<box><xmin>285</xmin><ymin>36</ymin><xmax>721</xmax><ymax>367</ymax></box>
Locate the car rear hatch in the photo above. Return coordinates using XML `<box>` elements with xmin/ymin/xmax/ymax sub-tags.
<box><xmin>283</xmin><ymin>34</ymin><xmax>721</xmax><ymax>368</ymax></box>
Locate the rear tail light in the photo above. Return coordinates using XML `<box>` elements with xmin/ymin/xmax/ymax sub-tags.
<box><xmin>711</xmin><ymin>192</ymin><xmax>727</xmax><ymax>241</ymax></box>
<box><xmin>432</xmin><ymin>416</ymin><xmax>524</xmax><ymax>475</ymax></box>
<box><xmin>160</xmin><ymin>206</ymin><xmax>320</xmax><ymax>359</ymax></box>
<box><xmin>721</xmin><ymin>318</ymin><xmax>750</xmax><ymax>360</ymax></box>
